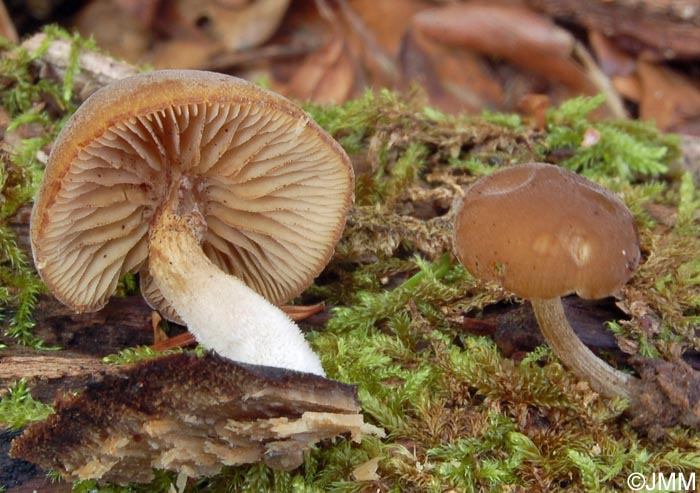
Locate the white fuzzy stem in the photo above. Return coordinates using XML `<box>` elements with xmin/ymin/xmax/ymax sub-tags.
<box><xmin>148</xmin><ymin>184</ymin><xmax>325</xmax><ymax>376</ymax></box>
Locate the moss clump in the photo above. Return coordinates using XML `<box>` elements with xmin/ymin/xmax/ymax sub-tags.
<box><xmin>543</xmin><ymin>94</ymin><xmax>678</xmax><ymax>180</ymax></box>
<box><xmin>0</xmin><ymin>26</ymin><xmax>98</xmax><ymax>346</ymax></box>
<box><xmin>0</xmin><ymin>379</ymin><xmax>53</xmax><ymax>429</ymax></box>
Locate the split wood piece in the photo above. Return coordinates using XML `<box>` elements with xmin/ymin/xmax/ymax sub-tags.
<box><xmin>10</xmin><ymin>353</ymin><xmax>384</xmax><ymax>484</ymax></box>
<box><xmin>0</xmin><ymin>351</ymin><xmax>114</xmax><ymax>404</ymax></box>
<box><xmin>21</xmin><ymin>33</ymin><xmax>138</xmax><ymax>102</ymax></box>
<box><xmin>151</xmin><ymin>303</ymin><xmax>326</xmax><ymax>352</ymax></box>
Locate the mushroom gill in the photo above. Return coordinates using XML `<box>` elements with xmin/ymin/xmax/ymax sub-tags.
<box><xmin>33</xmin><ymin>98</ymin><xmax>351</xmax><ymax>313</ymax></box>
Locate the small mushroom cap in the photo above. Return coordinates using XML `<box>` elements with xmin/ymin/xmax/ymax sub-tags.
<box><xmin>30</xmin><ymin>70</ymin><xmax>353</xmax><ymax>314</ymax></box>
<box><xmin>454</xmin><ymin>163</ymin><xmax>640</xmax><ymax>300</ymax></box>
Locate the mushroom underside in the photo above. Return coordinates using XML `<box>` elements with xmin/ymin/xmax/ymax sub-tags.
<box><xmin>34</xmin><ymin>97</ymin><xmax>351</xmax><ymax>314</ymax></box>
<box><xmin>10</xmin><ymin>353</ymin><xmax>383</xmax><ymax>484</ymax></box>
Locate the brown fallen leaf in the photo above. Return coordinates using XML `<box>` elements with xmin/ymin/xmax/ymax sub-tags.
<box><xmin>171</xmin><ymin>0</ymin><xmax>291</xmax><ymax>51</ymax></box>
<box><xmin>0</xmin><ymin>0</ymin><xmax>18</xmax><ymax>43</ymax></box>
<box><xmin>588</xmin><ymin>30</ymin><xmax>637</xmax><ymax>78</ymax></box>
<box><xmin>74</xmin><ymin>0</ymin><xmax>291</xmax><ymax>69</ymax></box>
<box><xmin>284</xmin><ymin>34</ymin><xmax>357</xmax><ymax>104</ymax></box>
<box><xmin>638</xmin><ymin>60</ymin><xmax>700</xmax><ymax>134</ymax></box>
<box><xmin>73</xmin><ymin>0</ymin><xmax>152</xmax><ymax>63</ymax></box>
<box><xmin>517</xmin><ymin>94</ymin><xmax>550</xmax><ymax>130</ymax></box>
<box><xmin>344</xmin><ymin>0</ymin><xmax>426</xmax><ymax>57</ymax></box>
<box><xmin>524</xmin><ymin>0</ymin><xmax>700</xmax><ymax>60</ymax></box>
<box><xmin>613</xmin><ymin>74</ymin><xmax>642</xmax><ymax>102</ymax></box>
<box><xmin>352</xmin><ymin>456</ymin><xmax>381</xmax><ymax>481</ymax></box>
<box><xmin>399</xmin><ymin>28</ymin><xmax>503</xmax><ymax>114</ymax></box>
<box><xmin>413</xmin><ymin>3</ymin><xmax>596</xmax><ymax>97</ymax></box>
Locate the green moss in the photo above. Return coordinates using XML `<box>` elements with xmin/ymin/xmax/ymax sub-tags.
<box><xmin>101</xmin><ymin>345</ymin><xmax>206</xmax><ymax>365</ymax></box>
<box><xmin>0</xmin><ymin>152</ymin><xmax>46</xmax><ymax>346</ymax></box>
<box><xmin>0</xmin><ymin>379</ymin><xmax>53</xmax><ymax>429</ymax></box>
<box><xmin>542</xmin><ymin>95</ymin><xmax>677</xmax><ymax>180</ymax></box>
<box><xmin>0</xmin><ymin>26</ymin><xmax>98</xmax><ymax>346</ymax></box>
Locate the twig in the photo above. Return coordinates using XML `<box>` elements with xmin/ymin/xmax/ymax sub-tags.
<box><xmin>21</xmin><ymin>33</ymin><xmax>137</xmax><ymax>101</ymax></box>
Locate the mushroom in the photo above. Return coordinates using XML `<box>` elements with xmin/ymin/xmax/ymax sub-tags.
<box><xmin>30</xmin><ymin>70</ymin><xmax>354</xmax><ymax>376</ymax></box>
<box><xmin>454</xmin><ymin>162</ymin><xmax>640</xmax><ymax>399</ymax></box>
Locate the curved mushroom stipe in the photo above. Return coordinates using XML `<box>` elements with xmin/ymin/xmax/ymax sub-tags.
<box><xmin>531</xmin><ymin>298</ymin><xmax>636</xmax><ymax>399</ymax></box>
<box><xmin>148</xmin><ymin>176</ymin><xmax>324</xmax><ymax>375</ymax></box>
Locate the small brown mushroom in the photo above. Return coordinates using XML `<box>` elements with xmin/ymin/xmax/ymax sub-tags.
<box><xmin>10</xmin><ymin>353</ymin><xmax>384</xmax><ymax>484</ymax></box>
<box><xmin>454</xmin><ymin>162</ymin><xmax>640</xmax><ymax>399</ymax></box>
<box><xmin>30</xmin><ymin>70</ymin><xmax>354</xmax><ymax>375</ymax></box>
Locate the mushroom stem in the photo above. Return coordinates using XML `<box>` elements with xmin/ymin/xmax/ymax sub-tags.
<box><xmin>147</xmin><ymin>178</ymin><xmax>325</xmax><ymax>376</ymax></box>
<box><xmin>530</xmin><ymin>297</ymin><xmax>636</xmax><ymax>400</ymax></box>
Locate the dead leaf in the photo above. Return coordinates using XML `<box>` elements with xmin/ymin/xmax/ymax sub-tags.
<box><xmin>588</xmin><ymin>30</ymin><xmax>636</xmax><ymax>78</ymax></box>
<box><xmin>0</xmin><ymin>0</ymin><xmax>18</xmax><ymax>43</ymax></box>
<box><xmin>400</xmin><ymin>28</ymin><xmax>502</xmax><ymax>113</ymax></box>
<box><xmin>523</xmin><ymin>0</ymin><xmax>700</xmax><ymax>60</ymax></box>
<box><xmin>75</xmin><ymin>0</ymin><xmax>291</xmax><ymax>69</ymax></box>
<box><xmin>638</xmin><ymin>61</ymin><xmax>700</xmax><ymax>134</ymax></box>
<box><xmin>173</xmin><ymin>0</ymin><xmax>291</xmax><ymax>51</ymax></box>
<box><xmin>284</xmin><ymin>35</ymin><xmax>357</xmax><ymax>103</ymax></box>
<box><xmin>413</xmin><ymin>3</ymin><xmax>597</xmax><ymax>96</ymax></box>
<box><xmin>581</xmin><ymin>127</ymin><xmax>601</xmax><ymax>147</ymax></box>
<box><xmin>518</xmin><ymin>94</ymin><xmax>549</xmax><ymax>130</ymax></box>
<box><xmin>613</xmin><ymin>74</ymin><xmax>642</xmax><ymax>102</ymax></box>
<box><xmin>352</xmin><ymin>456</ymin><xmax>381</xmax><ymax>481</ymax></box>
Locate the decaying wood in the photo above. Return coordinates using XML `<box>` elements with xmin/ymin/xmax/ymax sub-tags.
<box><xmin>630</xmin><ymin>355</ymin><xmax>700</xmax><ymax>437</ymax></box>
<box><xmin>0</xmin><ymin>350</ymin><xmax>114</xmax><ymax>403</ymax></box>
<box><xmin>21</xmin><ymin>33</ymin><xmax>137</xmax><ymax>101</ymax></box>
<box><xmin>0</xmin><ymin>429</ymin><xmax>71</xmax><ymax>493</ymax></box>
<box><xmin>524</xmin><ymin>0</ymin><xmax>700</xmax><ymax>58</ymax></box>
<box><xmin>12</xmin><ymin>294</ymin><xmax>157</xmax><ymax>356</ymax></box>
<box><xmin>10</xmin><ymin>353</ymin><xmax>383</xmax><ymax>484</ymax></box>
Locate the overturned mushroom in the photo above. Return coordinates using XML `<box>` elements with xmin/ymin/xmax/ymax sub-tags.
<box><xmin>30</xmin><ymin>70</ymin><xmax>354</xmax><ymax>375</ymax></box>
<box><xmin>454</xmin><ymin>162</ymin><xmax>640</xmax><ymax>399</ymax></box>
<box><xmin>10</xmin><ymin>353</ymin><xmax>384</xmax><ymax>484</ymax></box>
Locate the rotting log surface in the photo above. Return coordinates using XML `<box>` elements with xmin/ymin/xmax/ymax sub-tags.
<box><xmin>0</xmin><ymin>350</ymin><xmax>115</xmax><ymax>403</ymax></box>
<box><xmin>9</xmin><ymin>353</ymin><xmax>379</xmax><ymax>484</ymax></box>
<box><xmin>18</xmin><ymin>295</ymin><xmax>156</xmax><ymax>355</ymax></box>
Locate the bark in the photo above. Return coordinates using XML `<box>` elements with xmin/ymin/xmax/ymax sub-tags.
<box><xmin>0</xmin><ymin>350</ymin><xmax>116</xmax><ymax>403</ymax></box>
<box><xmin>524</xmin><ymin>0</ymin><xmax>700</xmax><ymax>59</ymax></box>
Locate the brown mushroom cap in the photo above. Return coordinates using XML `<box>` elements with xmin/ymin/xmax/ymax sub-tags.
<box><xmin>30</xmin><ymin>70</ymin><xmax>353</xmax><ymax>314</ymax></box>
<box><xmin>454</xmin><ymin>162</ymin><xmax>640</xmax><ymax>299</ymax></box>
